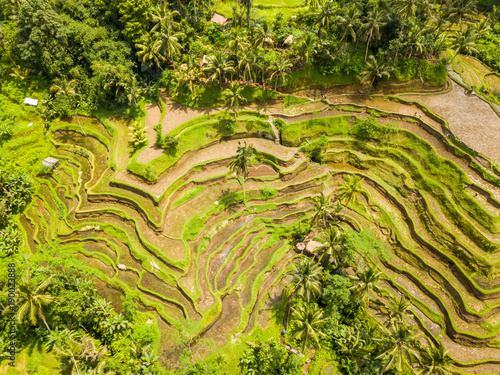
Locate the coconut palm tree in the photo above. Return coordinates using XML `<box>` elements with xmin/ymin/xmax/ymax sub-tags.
<box><xmin>359</xmin><ymin>54</ymin><xmax>392</xmax><ymax>87</ymax></box>
<box><xmin>150</xmin><ymin>2</ymin><xmax>181</xmax><ymax>34</ymax></box>
<box><xmin>360</xmin><ymin>9</ymin><xmax>387</xmax><ymax>63</ymax></box>
<box><xmin>315</xmin><ymin>1</ymin><xmax>337</xmax><ymax>36</ymax></box>
<box><xmin>297</xmin><ymin>33</ymin><xmax>318</xmax><ymax>66</ymax></box>
<box><xmin>204</xmin><ymin>51</ymin><xmax>234</xmax><ymax>85</ymax></box>
<box><xmin>50</xmin><ymin>77</ymin><xmax>85</xmax><ymax>134</ymax></box>
<box><xmin>269</xmin><ymin>56</ymin><xmax>292</xmax><ymax>91</ymax></box>
<box><xmin>135</xmin><ymin>33</ymin><xmax>166</xmax><ymax>71</ymax></box>
<box><xmin>317</xmin><ymin>226</ymin><xmax>346</xmax><ymax>268</ymax></box>
<box><xmin>153</xmin><ymin>28</ymin><xmax>185</xmax><ymax>67</ymax></box>
<box><xmin>379</xmin><ymin>295</ymin><xmax>412</xmax><ymax>329</ymax></box>
<box><xmin>253</xmin><ymin>20</ymin><xmax>275</xmax><ymax>48</ymax></box>
<box><xmin>16</xmin><ymin>270</ymin><xmax>53</xmax><ymax>332</ymax></box>
<box><xmin>288</xmin><ymin>257</ymin><xmax>324</xmax><ymax>304</ymax></box>
<box><xmin>450</xmin><ymin>24</ymin><xmax>478</xmax><ymax>63</ymax></box>
<box><xmin>238</xmin><ymin>49</ymin><xmax>259</xmax><ymax>84</ymax></box>
<box><xmin>227</xmin><ymin>27</ymin><xmax>250</xmax><ymax>60</ymax></box>
<box><xmin>489</xmin><ymin>5</ymin><xmax>500</xmax><ymax>28</ymax></box>
<box><xmin>349</xmin><ymin>265</ymin><xmax>382</xmax><ymax>306</ymax></box>
<box><xmin>291</xmin><ymin>303</ymin><xmax>327</xmax><ymax>352</ymax></box>
<box><xmin>336</xmin><ymin>327</ymin><xmax>376</xmax><ymax>373</ymax></box>
<box><xmin>337</xmin><ymin>6</ymin><xmax>362</xmax><ymax>43</ymax></box>
<box><xmin>223</xmin><ymin>81</ymin><xmax>246</xmax><ymax>120</ymax></box>
<box><xmin>447</xmin><ymin>0</ymin><xmax>477</xmax><ymax>31</ymax></box>
<box><xmin>376</xmin><ymin>324</ymin><xmax>421</xmax><ymax>373</ymax></box>
<box><xmin>336</xmin><ymin>174</ymin><xmax>367</xmax><ymax>218</ymax></box>
<box><xmin>417</xmin><ymin>341</ymin><xmax>456</xmax><ymax>375</ymax></box>
<box><xmin>395</xmin><ymin>0</ymin><xmax>426</xmax><ymax>21</ymax></box>
<box><xmin>227</xmin><ymin>141</ymin><xmax>256</xmax><ymax>204</ymax></box>
<box><xmin>310</xmin><ymin>192</ymin><xmax>333</xmax><ymax>228</ymax></box>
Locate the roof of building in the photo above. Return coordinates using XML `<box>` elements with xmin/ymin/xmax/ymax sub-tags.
<box><xmin>24</xmin><ymin>97</ymin><xmax>38</xmax><ymax>106</ymax></box>
<box><xmin>211</xmin><ymin>13</ymin><xmax>228</xmax><ymax>25</ymax></box>
<box><xmin>284</xmin><ymin>34</ymin><xmax>294</xmax><ymax>45</ymax></box>
<box><xmin>42</xmin><ymin>157</ymin><xmax>59</xmax><ymax>167</ymax></box>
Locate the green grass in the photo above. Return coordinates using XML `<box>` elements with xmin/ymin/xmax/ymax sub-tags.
<box><xmin>214</xmin><ymin>0</ymin><xmax>306</xmax><ymax>19</ymax></box>
<box><xmin>287</xmin><ymin>65</ymin><xmax>358</xmax><ymax>89</ymax></box>
<box><xmin>128</xmin><ymin>113</ymin><xmax>271</xmax><ymax>179</ymax></box>
<box><xmin>171</xmin><ymin>186</ymin><xmax>206</xmax><ymax>210</ymax></box>
<box><xmin>281</xmin><ymin>115</ymin><xmax>351</xmax><ymax>146</ymax></box>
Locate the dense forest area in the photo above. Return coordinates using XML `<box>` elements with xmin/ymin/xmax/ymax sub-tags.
<box><xmin>1</xmin><ymin>0</ymin><xmax>500</xmax><ymax>374</ymax></box>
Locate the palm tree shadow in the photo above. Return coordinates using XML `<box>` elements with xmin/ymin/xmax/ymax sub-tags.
<box><xmin>57</xmin><ymin>127</ymin><xmax>77</xmax><ymax>144</ymax></box>
<box><xmin>26</xmin><ymin>336</ymin><xmax>45</xmax><ymax>357</ymax></box>
<box><xmin>218</xmin><ymin>188</ymin><xmax>239</xmax><ymax>214</ymax></box>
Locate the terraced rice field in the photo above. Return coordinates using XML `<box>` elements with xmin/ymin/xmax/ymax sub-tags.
<box><xmin>19</xmin><ymin>83</ymin><xmax>500</xmax><ymax>373</ymax></box>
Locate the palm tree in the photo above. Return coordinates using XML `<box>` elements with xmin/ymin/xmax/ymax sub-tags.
<box><xmin>315</xmin><ymin>1</ymin><xmax>337</xmax><ymax>36</ymax></box>
<box><xmin>291</xmin><ymin>303</ymin><xmax>327</xmax><ymax>352</ymax></box>
<box><xmin>124</xmin><ymin>77</ymin><xmax>144</xmax><ymax>108</ymax></box>
<box><xmin>153</xmin><ymin>28</ymin><xmax>185</xmax><ymax>67</ymax></box>
<box><xmin>150</xmin><ymin>2</ymin><xmax>181</xmax><ymax>34</ymax></box>
<box><xmin>349</xmin><ymin>265</ymin><xmax>382</xmax><ymax>306</ymax></box>
<box><xmin>337</xmin><ymin>6</ymin><xmax>362</xmax><ymax>43</ymax></box>
<box><xmin>238</xmin><ymin>49</ymin><xmax>258</xmax><ymax>84</ymax></box>
<box><xmin>269</xmin><ymin>57</ymin><xmax>292</xmax><ymax>91</ymax></box>
<box><xmin>288</xmin><ymin>257</ymin><xmax>324</xmax><ymax>304</ymax></box>
<box><xmin>309</xmin><ymin>192</ymin><xmax>333</xmax><ymax>228</ymax></box>
<box><xmin>489</xmin><ymin>5</ymin><xmax>500</xmax><ymax>28</ymax></box>
<box><xmin>395</xmin><ymin>0</ymin><xmax>426</xmax><ymax>21</ymax></box>
<box><xmin>227</xmin><ymin>141</ymin><xmax>256</xmax><ymax>204</ymax></box>
<box><xmin>450</xmin><ymin>24</ymin><xmax>478</xmax><ymax>63</ymax></box>
<box><xmin>379</xmin><ymin>295</ymin><xmax>411</xmax><ymax>329</ymax></box>
<box><xmin>16</xmin><ymin>271</ymin><xmax>53</xmax><ymax>332</ymax></box>
<box><xmin>448</xmin><ymin>0</ymin><xmax>477</xmax><ymax>32</ymax></box>
<box><xmin>241</xmin><ymin>0</ymin><xmax>253</xmax><ymax>29</ymax></box>
<box><xmin>376</xmin><ymin>324</ymin><xmax>421</xmax><ymax>373</ymax></box>
<box><xmin>417</xmin><ymin>341</ymin><xmax>456</xmax><ymax>375</ymax></box>
<box><xmin>204</xmin><ymin>51</ymin><xmax>234</xmax><ymax>86</ymax></box>
<box><xmin>336</xmin><ymin>327</ymin><xmax>375</xmax><ymax>373</ymax></box>
<box><xmin>317</xmin><ymin>226</ymin><xmax>346</xmax><ymax>268</ymax></box>
<box><xmin>359</xmin><ymin>54</ymin><xmax>392</xmax><ymax>87</ymax></box>
<box><xmin>223</xmin><ymin>81</ymin><xmax>246</xmax><ymax>120</ymax></box>
<box><xmin>50</xmin><ymin>77</ymin><xmax>85</xmax><ymax>134</ymax></box>
<box><xmin>227</xmin><ymin>27</ymin><xmax>249</xmax><ymax>60</ymax></box>
<box><xmin>253</xmin><ymin>20</ymin><xmax>275</xmax><ymax>48</ymax></box>
<box><xmin>360</xmin><ymin>9</ymin><xmax>387</xmax><ymax>63</ymax></box>
<box><xmin>297</xmin><ymin>33</ymin><xmax>318</xmax><ymax>66</ymax></box>
<box><xmin>135</xmin><ymin>33</ymin><xmax>166</xmax><ymax>71</ymax></box>
<box><xmin>336</xmin><ymin>174</ymin><xmax>367</xmax><ymax>218</ymax></box>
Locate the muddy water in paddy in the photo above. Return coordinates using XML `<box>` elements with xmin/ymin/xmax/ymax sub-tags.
<box><xmin>405</xmin><ymin>81</ymin><xmax>500</xmax><ymax>164</ymax></box>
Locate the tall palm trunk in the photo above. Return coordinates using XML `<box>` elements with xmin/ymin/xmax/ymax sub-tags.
<box><xmin>241</xmin><ymin>175</ymin><xmax>245</xmax><ymax>203</ymax></box>
<box><xmin>364</xmin><ymin>31</ymin><xmax>373</xmax><ymax>63</ymax></box>
<box><xmin>41</xmin><ymin>316</ymin><xmax>51</xmax><ymax>332</ymax></box>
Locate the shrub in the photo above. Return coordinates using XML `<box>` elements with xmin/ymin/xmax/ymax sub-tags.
<box><xmin>0</xmin><ymin>123</ymin><xmax>13</xmax><ymax>143</ymax></box>
<box><xmin>128</xmin><ymin>121</ymin><xmax>148</xmax><ymax>149</ymax></box>
<box><xmin>161</xmin><ymin>135</ymin><xmax>178</xmax><ymax>154</ymax></box>
<box><xmin>0</xmin><ymin>220</ymin><xmax>21</xmax><ymax>256</ymax></box>
<box><xmin>144</xmin><ymin>165</ymin><xmax>159</xmax><ymax>183</ymax></box>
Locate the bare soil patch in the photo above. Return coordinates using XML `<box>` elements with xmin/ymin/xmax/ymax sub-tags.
<box><xmin>406</xmin><ymin>81</ymin><xmax>500</xmax><ymax>163</ymax></box>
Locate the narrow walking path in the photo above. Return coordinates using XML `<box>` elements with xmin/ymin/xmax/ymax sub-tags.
<box><xmin>268</xmin><ymin>115</ymin><xmax>280</xmax><ymax>145</ymax></box>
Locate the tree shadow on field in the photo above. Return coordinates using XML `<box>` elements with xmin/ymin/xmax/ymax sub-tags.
<box><xmin>214</xmin><ymin>119</ymin><xmax>236</xmax><ymax>138</ymax></box>
<box><xmin>218</xmin><ymin>188</ymin><xmax>239</xmax><ymax>214</ymax></box>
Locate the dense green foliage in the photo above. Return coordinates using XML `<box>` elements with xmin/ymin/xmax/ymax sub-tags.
<box><xmin>1</xmin><ymin>0</ymin><xmax>500</xmax><ymax>373</ymax></box>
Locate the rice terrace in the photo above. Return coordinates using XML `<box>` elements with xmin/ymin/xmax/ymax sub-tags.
<box><xmin>1</xmin><ymin>0</ymin><xmax>500</xmax><ymax>374</ymax></box>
